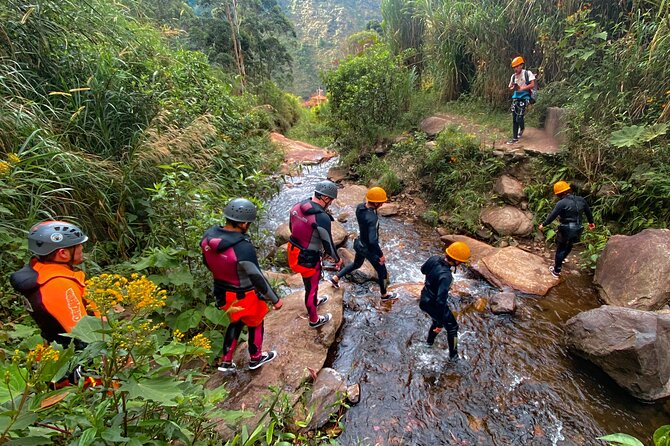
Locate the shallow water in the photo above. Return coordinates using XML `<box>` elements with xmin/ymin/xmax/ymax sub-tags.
<box><xmin>260</xmin><ymin>160</ymin><xmax>669</xmax><ymax>446</ymax></box>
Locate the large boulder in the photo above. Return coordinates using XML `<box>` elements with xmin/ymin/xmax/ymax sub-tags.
<box><xmin>327</xmin><ymin>167</ymin><xmax>349</xmax><ymax>183</ymax></box>
<box><xmin>594</xmin><ymin>229</ymin><xmax>670</xmax><ymax>310</ymax></box>
<box><xmin>378</xmin><ymin>203</ymin><xmax>400</xmax><ymax>217</ymax></box>
<box><xmin>263</xmin><ymin>270</ymin><xmax>303</xmax><ymax>289</ymax></box>
<box><xmin>301</xmin><ymin>368</ymin><xmax>347</xmax><ymax>431</ymax></box>
<box><xmin>275</xmin><ymin>223</ymin><xmax>291</xmax><ymax>246</ymax></box>
<box><xmin>480</xmin><ymin>247</ymin><xmax>557</xmax><ymax>295</ymax></box>
<box><xmin>337</xmin><ymin>248</ymin><xmax>378</xmax><ymax>283</ymax></box>
<box><xmin>480</xmin><ymin>206</ymin><xmax>534</xmax><ymax>236</ymax></box>
<box><xmin>494</xmin><ymin>175</ymin><xmax>526</xmax><ymax>205</ymax></box>
<box><xmin>271</xmin><ymin>132</ymin><xmax>336</xmax><ymax>168</ymax></box>
<box><xmin>208</xmin><ymin>285</ymin><xmax>344</xmax><ymax>437</ymax></box>
<box><xmin>420</xmin><ymin>116</ymin><xmax>449</xmax><ymax>137</ymax></box>
<box><xmin>332</xmin><ymin>184</ymin><xmax>367</xmax><ymax>211</ymax></box>
<box><xmin>566</xmin><ymin>305</ymin><xmax>670</xmax><ymax>400</ymax></box>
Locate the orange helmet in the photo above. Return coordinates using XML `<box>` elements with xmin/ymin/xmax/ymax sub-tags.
<box><xmin>366</xmin><ymin>186</ymin><xmax>388</xmax><ymax>203</ymax></box>
<box><xmin>511</xmin><ymin>56</ymin><xmax>525</xmax><ymax>67</ymax></box>
<box><xmin>553</xmin><ymin>181</ymin><xmax>571</xmax><ymax>195</ymax></box>
<box><xmin>445</xmin><ymin>241</ymin><xmax>471</xmax><ymax>263</ymax></box>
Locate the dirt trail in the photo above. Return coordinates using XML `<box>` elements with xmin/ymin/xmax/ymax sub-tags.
<box><xmin>435</xmin><ymin>112</ymin><xmax>561</xmax><ymax>155</ymax></box>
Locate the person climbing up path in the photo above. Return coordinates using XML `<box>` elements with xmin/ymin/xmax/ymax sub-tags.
<box><xmin>328</xmin><ymin>186</ymin><xmax>396</xmax><ymax>300</ymax></box>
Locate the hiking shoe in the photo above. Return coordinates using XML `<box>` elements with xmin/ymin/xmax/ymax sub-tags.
<box><xmin>549</xmin><ymin>265</ymin><xmax>560</xmax><ymax>279</ymax></box>
<box><xmin>518</xmin><ymin>129</ymin><xmax>524</xmax><ymax>138</ymax></box>
<box><xmin>217</xmin><ymin>361</ymin><xmax>237</xmax><ymax>373</ymax></box>
<box><xmin>309</xmin><ymin>313</ymin><xmax>332</xmax><ymax>329</ymax></box>
<box><xmin>381</xmin><ymin>292</ymin><xmax>398</xmax><ymax>301</ymax></box>
<box><xmin>316</xmin><ymin>295</ymin><xmax>329</xmax><ymax>307</ymax></box>
<box><xmin>248</xmin><ymin>351</ymin><xmax>277</xmax><ymax>370</ymax></box>
<box><xmin>327</xmin><ymin>276</ymin><xmax>340</xmax><ymax>288</ymax></box>
<box><xmin>506</xmin><ymin>139</ymin><xmax>519</xmax><ymax>145</ymax></box>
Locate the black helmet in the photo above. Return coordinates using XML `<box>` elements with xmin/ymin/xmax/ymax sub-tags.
<box><xmin>223</xmin><ymin>198</ymin><xmax>257</xmax><ymax>223</ymax></box>
<box><xmin>315</xmin><ymin>180</ymin><xmax>338</xmax><ymax>199</ymax></box>
<box><xmin>28</xmin><ymin>221</ymin><xmax>88</xmax><ymax>256</ymax></box>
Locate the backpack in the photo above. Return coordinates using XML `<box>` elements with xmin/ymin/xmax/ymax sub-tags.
<box><xmin>524</xmin><ymin>70</ymin><xmax>538</xmax><ymax>104</ymax></box>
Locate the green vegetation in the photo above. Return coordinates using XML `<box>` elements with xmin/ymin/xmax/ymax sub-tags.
<box><xmin>0</xmin><ymin>0</ymin><xmax>309</xmax><ymax>443</ymax></box>
<box><xmin>599</xmin><ymin>424</ymin><xmax>670</xmax><ymax>446</ymax></box>
<box><xmin>315</xmin><ymin>0</ymin><xmax>669</xmax><ymax>268</ymax></box>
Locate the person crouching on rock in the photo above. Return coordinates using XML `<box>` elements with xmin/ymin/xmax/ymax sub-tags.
<box><xmin>201</xmin><ymin>198</ymin><xmax>283</xmax><ymax>373</ymax></box>
<box><xmin>419</xmin><ymin>241</ymin><xmax>471</xmax><ymax>359</ymax></box>
<box><xmin>538</xmin><ymin>181</ymin><xmax>595</xmax><ymax>279</ymax></box>
<box><xmin>287</xmin><ymin>180</ymin><xmax>343</xmax><ymax>329</ymax></box>
<box><xmin>328</xmin><ymin>186</ymin><xmax>397</xmax><ymax>301</ymax></box>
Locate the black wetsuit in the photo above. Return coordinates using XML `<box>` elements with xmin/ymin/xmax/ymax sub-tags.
<box><xmin>419</xmin><ymin>255</ymin><xmax>458</xmax><ymax>357</ymax></box>
<box><xmin>542</xmin><ymin>194</ymin><xmax>594</xmax><ymax>273</ymax></box>
<box><xmin>200</xmin><ymin>226</ymin><xmax>279</xmax><ymax>362</ymax></box>
<box><xmin>335</xmin><ymin>203</ymin><xmax>388</xmax><ymax>295</ymax></box>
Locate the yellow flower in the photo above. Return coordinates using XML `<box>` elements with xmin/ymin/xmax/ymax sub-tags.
<box><xmin>189</xmin><ymin>334</ymin><xmax>211</xmax><ymax>351</ymax></box>
<box><xmin>7</xmin><ymin>153</ymin><xmax>20</xmax><ymax>164</ymax></box>
<box><xmin>0</xmin><ymin>161</ymin><xmax>10</xmax><ymax>176</ymax></box>
<box><xmin>173</xmin><ymin>329</ymin><xmax>184</xmax><ymax>342</ymax></box>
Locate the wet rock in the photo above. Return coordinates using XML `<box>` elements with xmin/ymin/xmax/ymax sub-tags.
<box><xmin>480</xmin><ymin>247</ymin><xmax>557</xmax><ymax>296</ymax></box>
<box><xmin>441</xmin><ymin>235</ymin><xmax>499</xmax><ymax>262</ymax></box>
<box><xmin>472</xmin><ymin>297</ymin><xmax>488</xmax><ymax>312</ymax></box>
<box><xmin>327</xmin><ymin>167</ymin><xmax>349</xmax><ymax>183</ymax></box>
<box><xmin>208</xmin><ymin>285</ymin><xmax>344</xmax><ymax>437</ymax></box>
<box><xmin>302</xmin><ymin>368</ymin><xmax>347</xmax><ymax>430</ymax></box>
<box><xmin>271</xmin><ymin>132</ymin><xmax>336</xmax><ymax>168</ymax></box>
<box><xmin>494</xmin><ymin>175</ymin><xmax>526</xmax><ymax>205</ymax></box>
<box><xmin>594</xmin><ymin>229</ymin><xmax>670</xmax><ymax>310</ymax></box>
<box><xmin>346</xmin><ymin>383</ymin><xmax>361</xmax><ymax>404</ymax></box>
<box><xmin>480</xmin><ymin>206</ymin><xmax>534</xmax><ymax>237</ymax></box>
<box><xmin>337</xmin><ymin>212</ymin><xmax>350</xmax><ymax>223</ymax></box>
<box><xmin>337</xmin><ymin>248</ymin><xmax>378</xmax><ymax>283</ymax></box>
<box><xmin>275</xmin><ymin>223</ymin><xmax>291</xmax><ymax>245</ymax></box>
<box><xmin>378</xmin><ymin>203</ymin><xmax>399</xmax><ymax>217</ymax></box>
<box><xmin>332</xmin><ymin>184</ymin><xmax>367</xmax><ymax>211</ymax></box>
<box><xmin>566</xmin><ymin>305</ymin><xmax>670</xmax><ymax>401</ymax></box>
<box><xmin>331</xmin><ymin>221</ymin><xmax>348</xmax><ymax>246</ymax></box>
<box><xmin>490</xmin><ymin>292</ymin><xmax>516</xmax><ymax>314</ymax></box>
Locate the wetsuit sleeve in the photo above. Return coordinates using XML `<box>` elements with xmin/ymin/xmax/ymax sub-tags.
<box><xmin>236</xmin><ymin>242</ymin><xmax>280</xmax><ymax>304</ymax></box>
<box><xmin>436</xmin><ymin>271</ymin><xmax>453</xmax><ymax>306</ymax></box>
<box><xmin>581</xmin><ymin>198</ymin><xmax>594</xmax><ymax>224</ymax></box>
<box><xmin>421</xmin><ymin>256</ymin><xmax>436</xmax><ymax>275</ymax></box>
<box><xmin>363</xmin><ymin>211</ymin><xmax>383</xmax><ymax>258</ymax></box>
<box><xmin>315</xmin><ymin>212</ymin><xmax>340</xmax><ymax>261</ymax></box>
<box><xmin>542</xmin><ymin>201</ymin><xmax>565</xmax><ymax>226</ymax></box>
<box><xmin>40</xmin><ymin>277</ymin><xmax>88</xmax><ymax>333</ymax></box>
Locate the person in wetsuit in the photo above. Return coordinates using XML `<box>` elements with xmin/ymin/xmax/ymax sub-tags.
<box><xmin>10</xmin><ymin>221</ymin><xmax>92</xmax><ymax>350</ymax></box>
<box><xmin>419</xmin><ymin>241</ymin><xmax>471</xmax><ymax>360</ymax></box>
<box><xmin>201</xmin><ymin>198</ymin><xmax>283</xmax><ymax>372</ymax></box>
<box><xmin>288</xmin><ymin>180</ymin><xmax>343</xmax><ymax>329</ymax></box>
<box><xmin>328</xmin><ymin>186</ymin><xmax>396</xmax><ymax>300</ymax></box>
<box><xmin>10</xmin><ymin>221</ymin><xmax>94</xmax><ymax>386</ymax></box>
<box><xmin>538</xmin><ymin>181</ymin><xmax>595</xmax><ymax>278</ymax></box>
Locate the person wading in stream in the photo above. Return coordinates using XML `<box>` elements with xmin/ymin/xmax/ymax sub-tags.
<box><xmin>201</xmin><ymin>198</ymin><xmax>283</xmax><ymax>372</ymax></box>
<box><xmin>538</xmin><ymin>181</ymin><xmax>595</xmax><ymax>279</ymax></box>
<box><xmin>288</xmin><ymin>180</ymin><xmax>343</xmax><ymax>329</ymax></box>
<box><xmin>328</xmin><ymin>186</ymin><xmax>396</xmax><ymax>300</ymax></box>
<box><xmin>419</xmin><ymin>241</ymin><xmax>471</xmax><ymax>359</ymax></box>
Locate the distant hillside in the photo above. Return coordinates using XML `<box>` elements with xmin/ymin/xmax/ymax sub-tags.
<box><xmin>277</xmin><ymin>0</ymin><xmax>381</xmax><ymax>98</ymax></box>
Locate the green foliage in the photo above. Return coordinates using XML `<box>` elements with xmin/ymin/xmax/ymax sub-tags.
<box><xmin>324</xmin><ymin>44</ymin><xmax>414</xmax><ymax>152</ymax></box>
<box><xmin>599</xmin><ymin>424</ymin><xmax>670</xmax><ymax>446</ymax></box>
<box><xmin>353</xmin><ymin>156</ymin><xmax>403</xmax><ymax>196</ymax></box>
<box><xmin>286</xmin><ymin>107</ymin><xmax>335</xmax><ymax>149</ymax></box>
<box><xmin>250</xmin><ymin>81</ymin><xmax>302</xmax><ymax>132</ymax></box>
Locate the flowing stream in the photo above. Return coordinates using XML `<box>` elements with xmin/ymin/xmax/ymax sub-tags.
<box><xmin>259</xmin><ymin>159</ymin><xmax>669</xmax><ymax>446</ymax></box>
